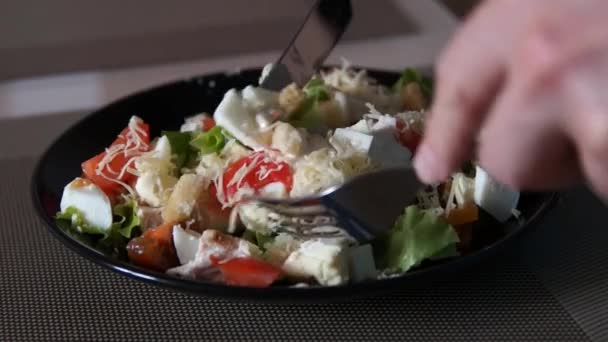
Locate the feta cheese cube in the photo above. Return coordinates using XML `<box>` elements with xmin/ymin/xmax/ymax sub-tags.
<box><xmin>282</xmin><ymin>239</ymin><xmax>349</xmax><ymax>286</ymax></box>
<box><xmin>331</xmin><ymin>128</ymin><xmax>411</xmax><ymax>168</ymax></box>
<box><xmin>214</xmin><ymin>89</ymin><xmax>265</xmax><ymax>149</ymax></box>
<box><xmin>242</xmin><ymin>85</ymin><xmax>279</xmax><ymax>111</ymax></box>
<box><xmin>134</xmin><ymin>136</ymin><xmax>178</xmax><ymax>207</ymax></box>
<box><xmin>474</xmin><ymin>166</ymin><xmax>520</xmax><ymax>222</ymax></box>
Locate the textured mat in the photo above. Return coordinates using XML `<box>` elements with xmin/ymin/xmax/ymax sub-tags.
<box><xmin>0</xmin><ymin>157</ymin><xmax>593</xmax><ymax>341</ymax></box>
<box><xmin>520</xmin><ymin>189</ymin><xmax>608</xmax><ymax>342</ymax></box>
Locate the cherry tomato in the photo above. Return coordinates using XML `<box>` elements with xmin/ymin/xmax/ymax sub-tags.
<box><xmin>220</xmin><ymin>151</ymin><xmax>293</xmax><ymax>204</ymax></box>
<box><xmin>396</xmin><ymin>119</ymin><xmax>422</xmax><ymax>154</ymax></box>
<box><xmin>201</xmin><ymin>116</ymin><xmax>216</xmax><ymax>132</ymax></box>
<box><xmin>210</xmin><ymin>256</ymin><xmax>282</xmax><ymax>288</ymax></box>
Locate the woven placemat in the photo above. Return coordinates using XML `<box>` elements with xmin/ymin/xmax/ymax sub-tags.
<box><xmin>520</xmin><ymin>188</ymin><xmax>608</xmax><ymax>342</ymax></box>
<box><xmin>0</xmin><ymin>157</ymin><xmax>591</xmax><ymax>341</ymax></box>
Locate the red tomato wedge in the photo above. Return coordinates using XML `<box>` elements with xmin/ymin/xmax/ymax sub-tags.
<box><xmin>201</xmin><ymin>116</ymin><xmax>216</xmax><ymax>132</ymax></box>
<box><xmin>219</xmin><ymin>151</ymin><xmax>293</xmax><ymax>205</ymax></box>
<box><xmin>81</xmin><ymin>118</ymin><xmax>150</xmax><ymax>194</ymax></box>
<box><xmin>396</xmin><ymin>119</ymin><xmax>422</xmax><ymax>154</ymax></box>
<box><xmin>210</xmin><ymin>256</ymin><xmax>282</xmax><ymax>288</ymax></box>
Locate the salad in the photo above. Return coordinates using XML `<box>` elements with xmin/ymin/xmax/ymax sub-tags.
<box><xmin>56</xmin><ymin>61</ymin><xmax>520</xmax><ymax>288</ymax></box>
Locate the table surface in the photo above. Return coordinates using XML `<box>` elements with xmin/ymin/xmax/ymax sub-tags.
<box><xmin>2</xmin><ymin>112</ymin><xmax>608</xmax><ymax>341</ymax></box>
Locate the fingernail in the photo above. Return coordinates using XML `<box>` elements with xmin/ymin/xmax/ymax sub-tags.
<box><xmin>413</xmin><ymin>143</ymin><xmax>444</xmax><ymax>184</ymax></box>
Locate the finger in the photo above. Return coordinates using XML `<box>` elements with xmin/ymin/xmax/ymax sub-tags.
<box><xmin>561</xmin><ymin>55</ymin><xmax>608</xmax><ymax>198</ymax></box>
<box><xmin>477</xmin><ymin>72</ymin><xmax>581</xmax><ymax>190</ymax></box>
<box><xmin>510</xmin><ymin>2</ymin><xmax>608</xmax><ymax>95</ymax></box>
<box><xmin>414</xmin><ymin>1</ymin><xmax>516</xmax><ymax>183</ymax></box>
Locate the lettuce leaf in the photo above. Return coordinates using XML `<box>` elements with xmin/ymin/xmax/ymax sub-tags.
<box><xmin>55</xmin><ymin>206</ymin><xmax>107</xmax><ymax>235</ymax></box>
<box><xmin>303</xmin><ymin>76</ymin><xmax>330</xmax><ymax>102</ymax></box>
<box><xmin>378</xmin><ymin>205</ymin><xmax>460</xmax><ymax>272</ymax></box>
<box><xmin>190</xmin><ymin>126</ymin><xmax>226</xmax><ymax>155</ymax></box>
<box><xmin>393</xmin><ymin>68</ymin><xmax>434</xmax><ymax>102</ymax></box>
<box><xmin>162</xmin><ymin>131</ymin><xmax>194</xmax><ymax>169</ymax></box>
<box><xmin>55</xmin><ymin>201</ymin><xmax>142</xmax><ymax>260</ymax></box>
<box><xmin>241</xmin><ymin>230</ymin><xmax>274</xmax><ymax>251</ymax></box>
<box><xmin>288</xmin><ymin>77</ymin><xmax>331</xmax><ymax>129</ymax></box>
<box><xmin>112</xmin><ymin>200</ymin><xmax>141</xmax><ymax>239</ymax></box>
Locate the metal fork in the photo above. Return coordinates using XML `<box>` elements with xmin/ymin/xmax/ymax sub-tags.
<box><xmin>249</xmin><ymin>167</ymin><xmax>423</xmax><ymax>242</ymax></box>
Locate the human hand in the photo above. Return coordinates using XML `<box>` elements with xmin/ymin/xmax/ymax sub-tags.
<box><xmin>413</xmin><ymin>0</ymin><xmax>608</xmax><ymax>199</ymax></box>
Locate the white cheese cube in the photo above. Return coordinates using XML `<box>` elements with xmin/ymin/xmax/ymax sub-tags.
<box><xmin>60</xmin><ymin>178</ymin><xmax>113</xmax><ymax>231</ymax></box>
<box><xmin>282</xmin><ymin>240</ymin><xmax>349</xmax><ymax>286</ymax></box>
<box><xmin>332</xmin><ymin>128</ymin><xmax>411</xmax><ymax>168</ymax></box>
<box><xmin>332</xmin><ymin>128</ymin><xmax>374</xmax><ymax>153</ymax></box>
<box><xmin>242</xmin><ymin>85</ymin><xmax>279</xmax><ymax>111</ymax></box>
<box><xmin>134</xmin><ymin>136</ymin><xmax>178</xmax><ymax>207</ymax></box>
<box><xmin>474</xmin><ymin>166</ymin><xmax>520</xmax><ymax>222</ymax></box>
<box><xmin>135</xmin><ymin>172</ymin><xmax>177</xmax><ymax>207</ymax></box>
<box><xmin>213</xmin><ymin>89</ymin><xmax>264</xmax><ymax>149</ymax></box>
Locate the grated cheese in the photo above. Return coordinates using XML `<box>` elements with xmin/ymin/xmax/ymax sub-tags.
<box><xmin>94</xmin><ymin>116</ymin><xmax>149</xmax><ymax>197</ymax></box>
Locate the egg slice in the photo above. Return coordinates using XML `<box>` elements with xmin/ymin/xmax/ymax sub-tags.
<box><xmin>60</xmin><ymin>178</ymin><xmax>113</xmax><ymax>232</ymax></box>
<box><xmin>172</xmin><ymin>225</ymin><xmax>201</xmax><ymax>265</ymax></box>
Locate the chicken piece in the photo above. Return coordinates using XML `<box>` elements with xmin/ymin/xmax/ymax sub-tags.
<box><xmin>162</xmin><ymin>174</ymin><xmax>206</xmax><ymax>224</ymax></box>
<box><xmin>271</xmin><ymin>122</ymin><xmax>305</xmax><ymax>158</ymax></box>
<box><xmin>278</xmin><ymin>83</ymin><xmax>306</xmax><ymax>114</ymax></box>
<box><xmin>187</xmin><ymin>187</ymin><xmax>231</xmax><ymax>233</ymax></box>
<box><xmin>137</xmin><ymin>205</ymin><xmax>164</xmax><ymax>232</ymax></box>
<box><xmin>166</xmin><ymin>229</ymin><xmax>261</xmax><ymax>281</ymax></box>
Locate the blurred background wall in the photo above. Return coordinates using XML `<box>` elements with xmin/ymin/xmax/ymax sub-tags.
<box><xmin>0</xmin><ymin>0</ymin><xmax>479</xmax><ymax>118</ymax></box>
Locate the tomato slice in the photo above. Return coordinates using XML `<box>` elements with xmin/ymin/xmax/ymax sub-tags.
<box><xmin>82</xmin><ymin>118</ymin><xmax>150</xmax><ymax>194</ymax></box>
<box><xmin>210</xmin><ymin>256</ymin><xmax>282</xmax><ymax>288</ymax></box>
<box><xmin>396</xmin><ymin>119</ymin><xmax>422</xmax><ymax>154</ymax></box>
<box><xmin>201</xmin><ymin>116</ymin><xmax>216</xmax><ymax>132</ymax></box>
<box><xmin>220</xmin><ymin>151</ymin><xmax>293</xmax><ymax>205</ymax></box>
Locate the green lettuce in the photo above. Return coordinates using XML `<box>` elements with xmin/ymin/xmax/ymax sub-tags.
<box><xmin>288</xmin><ymin>77</ymin><xmax>331</xmax><ymax>129</ymax></box>
<box><xmin>112</xmin><ymin>200</ymin><xmax>141</xmax><ymax>239</ymax></box>
<box><xmin>162</xmin><ymin>131</ymin><xmax>195</xmax><ymax>169</ymax></box>
<box><xmin>55</xmin><ymin>206</ymin><xmax>108</xmax><ymax>235</ymax></box>
<box><xmin>393</xmin><ymin>68</ymin><xmax>434</xmax><ymax>102</ymax></box>
<box><xmin>190</xmin><ymin>126</ymin><xmax>226</xmax><ymax>155</ymax></box>
<box><xmin>241</xmin><ymin>230</ymin><xmax>274</xmax><ymax>251</ymax></box>
<box><xmin>303</xmin><ymin>76</ymin><xmax>330</xmax><ymax>102</ymax></box>
<box><xmin>55</xmin><ymin>201</ymin><xmax>142</xmax><ymax>259</ymax></box>
<box><xmin>378</xmin><ymin>205</ymin><xmax>459</xmax><ymax>272</ymax></box>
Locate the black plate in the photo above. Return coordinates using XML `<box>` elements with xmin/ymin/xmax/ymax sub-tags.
<box><xmin>31</xmin><ymin>67</ymin><xmax>557</xmax><ymax>303</ymax></box>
